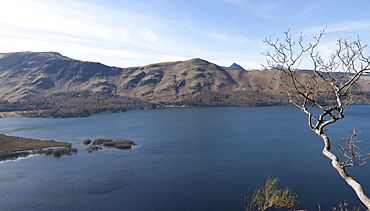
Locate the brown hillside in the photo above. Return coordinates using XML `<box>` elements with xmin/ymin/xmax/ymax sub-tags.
<box><xmin>1</xmin><ymin>51</ymin><xmax>370</xmax><ymax>104</ymax></box>
<box><xmin>0</xmin><ymin>52</ymin><xmax>276</xmax><ymax>102</ymax></box>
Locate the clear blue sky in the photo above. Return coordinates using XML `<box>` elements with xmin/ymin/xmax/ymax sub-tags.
<box><xmin>1</xmin><ymin>0</ymin><xmax>370</xmax><ymax>69</ymax></box>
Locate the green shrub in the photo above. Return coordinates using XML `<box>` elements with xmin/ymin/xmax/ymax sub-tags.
<box><xmin>245</xmin><ymin>176</ymin><xmax>297</xmax><ymax>211</ymax></box>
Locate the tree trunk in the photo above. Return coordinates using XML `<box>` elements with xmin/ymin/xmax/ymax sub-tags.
<box><xmin>316</xmin><ymin>129</ymin><xmax>370</xmax><ymax>210</ymax></box>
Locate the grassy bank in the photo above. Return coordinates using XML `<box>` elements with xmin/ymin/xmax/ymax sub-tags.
<box><xmin>0</xmin><ymin>133</ymin><xmax>70</xmax><ymax>153</ymax></box>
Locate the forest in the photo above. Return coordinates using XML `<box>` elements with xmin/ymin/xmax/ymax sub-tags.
<box><xmin>1</xmin><ymin>90</ymin><xmax>370</xmax><ymax>118</ymax></box>
<box><xmin>0</xmin><ymin>92</ymin><xmax>155</xmax><ymax>118</ymax></box>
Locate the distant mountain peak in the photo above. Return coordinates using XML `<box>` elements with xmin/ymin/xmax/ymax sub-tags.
<box><xmin>222</xmin><ymin>63</ymin><xmax>247</xmax><ymax>71</ymax></box>
<box><xmin>187</xmin><ymin>58</ymin><xmax>210</xmax><ymax>64</ymax></box>
<box><xmin>0</xmin><ymin>51</ymin><xmax>69</xmax><ymax>61</ymax></box>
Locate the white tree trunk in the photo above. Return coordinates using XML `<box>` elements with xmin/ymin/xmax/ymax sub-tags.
<box><xmin>316</xmin><ymin>130</ymin><xmax>370</xmax><ymax>210</ymax></box>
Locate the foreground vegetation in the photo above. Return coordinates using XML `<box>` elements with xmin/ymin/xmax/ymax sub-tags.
<box><xmin>246</xmin><ymin>176</ymin><xmax>363</xmax><ymax>210</ymax></box>
<box><xmin>245</xmin><ymin>176</ymin><xmax>298</xmax><ymax>211</ymax></box>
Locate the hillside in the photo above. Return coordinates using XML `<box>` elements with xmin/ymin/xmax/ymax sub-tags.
<box><xmin>1</xmin><ymin>51</ymin><xmax>370</xmax><ymax>117</ymax></box>
<box><xmin>0</xmin><ymin>52</ymin><xmax>282</xmax><ymax>102</ymax></box>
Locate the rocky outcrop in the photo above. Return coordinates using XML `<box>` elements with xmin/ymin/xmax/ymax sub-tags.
<box><xmin>39</xmin><ymin>145</ymin><xmax>78</xmax><ymax>157</ymax></box>
<box><xmin>0</xmin><ymin>146</ymin><xmax>78</xmax><ymax>161</ymax></box>
<box><xmin>0</xmin><ymin>151</ymin><xmax>30</xmax><ymax>161</ymax></box>
<box><xmin>102</xmin><ymin>139</ymin><xmax>137</xmax><ymax>149</ymax></box>
<box><xmin>83</xmin><ymin>139</ymin><xmax>92</xmax><ymax>145</ymax></box>
<box><xmin>86</xmin><ymin>138</ymin><xmax>137</xmax><ymax>152</ymax></box>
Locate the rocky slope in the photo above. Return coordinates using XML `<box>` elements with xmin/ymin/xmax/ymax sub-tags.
<box><xmin>1</xmin><ymin>51</ymin><xmax>370</xmax><ymax>105</ymax></box>
<box><xmin>0</xmin><ymin>52</ymin><xmax>282</xmax><ymax>102</ymax></box>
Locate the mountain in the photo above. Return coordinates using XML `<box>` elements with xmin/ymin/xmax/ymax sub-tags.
<box><xmin>0</xmin><ymin>52</ymin><xmax>282</xmax><ymax>102</ymax></box>
<box><xmin>221</xmin><ymin>63</ymin><xmax>247</xmax><ymax>71</ymax></box>
<box><xmin>1</xmin><ymin>51</ymin><xmax>370</xmax><ymax>117</ymax></box>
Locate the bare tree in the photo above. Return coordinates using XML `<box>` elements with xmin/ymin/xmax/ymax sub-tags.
<box><xmin>263</xmin><ymin>29</ymin><xmax>370</xmax><ymax>210</ymax></box>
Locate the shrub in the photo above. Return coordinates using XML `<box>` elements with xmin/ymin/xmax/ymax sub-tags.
<box><xmin>245</xmin><ymin>176</ymin><xmax>297</xmax><ymax>211</ymax></box>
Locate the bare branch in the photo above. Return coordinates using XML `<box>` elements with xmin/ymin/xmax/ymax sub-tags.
<box><xmin>338</xmin><ymin>128</ymin><xmax>370</xmax><ymax>167</ymax></box>
<box><xmin>263</xmin><ymin>29</ymin><xmax>370</xmax><ymax>209</ymax></box>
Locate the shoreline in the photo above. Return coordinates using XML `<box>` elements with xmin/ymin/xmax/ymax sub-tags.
<box><xmin>0</xmin><ymin>110</ymin><xmax>51</xmax><ymax>118</ymax></box>
<box><xmin>0</xmin><ymin>133</ymin><xmax>74</xmax><ymax>161</ymax></box>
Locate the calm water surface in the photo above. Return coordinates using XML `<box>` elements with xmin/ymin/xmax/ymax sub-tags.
<box><xmin>0</xmin><ymin>106</ymin><xmax>369</xmax><ymax>210</ymax></box>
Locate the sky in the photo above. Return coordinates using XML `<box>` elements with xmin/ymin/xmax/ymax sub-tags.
<box><xmin>1</xmin><ymin>0</ymin><xmax>370</xmax><ymax>69</ymax></box>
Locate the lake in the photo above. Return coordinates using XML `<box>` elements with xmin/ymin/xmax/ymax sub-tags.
<box><xmin>0</xmin><ymin>106</ymin><xmax>369</xmax><ymax>210</ymax></box>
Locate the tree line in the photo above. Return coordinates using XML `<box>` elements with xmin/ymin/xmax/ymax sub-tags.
<box><xmin>1</xmin><ymin>89</ymin><xmax>370</xmax><ymax>118</ymax></box>
<box><xmin>0</xmin><ymin>92</ymin><xmax>155</xmax><ymax>118</ymax></box>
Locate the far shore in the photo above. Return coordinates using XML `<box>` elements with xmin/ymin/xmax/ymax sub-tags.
<box><xmin>0</xmin><ymin>110</ymin><xmax>48</xmax><ymax>118</ymax></box>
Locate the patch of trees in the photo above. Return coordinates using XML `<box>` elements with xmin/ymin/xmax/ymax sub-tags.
<box><xmin>0</xmin><ymin>91</ymin><xmax>155</xmax><ymax>118</ymax></box>
<box><xmin>176</xmin><ymin>91</ymin><xmax>290</xmax><ymax>107</ymax></box>
<box><xmin>176</xmin><ymin>90</ymin><xmax>370</xmax><ymax>107</ymax></box>
<box><xmin>1</xmin><ymin>89</ymin><xmax>370</xmax><ymax>118</ymax></box>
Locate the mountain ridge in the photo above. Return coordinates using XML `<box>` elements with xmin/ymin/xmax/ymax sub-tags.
<box><xmin>0</xmin><ymin>52</ymin><xmax>283</xmax><ymax>102</ymax></box>
<box><xmin>1</xmin><ymin>51</ymin><xmax>370</xmax><ymax>117</ymax></box>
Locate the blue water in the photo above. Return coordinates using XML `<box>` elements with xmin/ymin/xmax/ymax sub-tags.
<box><xmin>0</xmin><ymin>106</ymin><xmax>369</xmax><ymax>210</ymax></box>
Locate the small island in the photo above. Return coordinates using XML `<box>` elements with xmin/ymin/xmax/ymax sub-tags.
<box><xmin>0</xmin><ymin>134</ymin><xmax>77</xmax><ymax>161</ymax></box>
<box><xmin>84</xmin><ymin>138</ymin><xmax>137</xmax><ymax>152</ymax></box>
